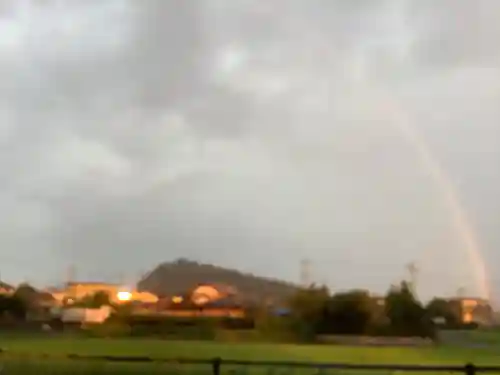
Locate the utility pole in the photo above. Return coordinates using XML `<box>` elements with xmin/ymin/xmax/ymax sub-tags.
<box><xmin>66</xmin><ymin>264</ymin><xmax>76</xmax><ymax>286</ymax></box>
<box><xmin>457</xmin><ymin>286</ymin><xmax>466</xmax><ymax>298</ymax></box>
<box><xmin>65</xmin><ymin>264</ymin><xmax>77</xmax><ymax>304</ymax></box>
<box><xmin>300</xmin><ymin>259</ymin><xmax>312</xmax><ymax>288</ymax></box>
<box><xmin>406</xmin><ymin>261</ymin><xmax>418</xmax><ymax>296</ymax></box>
<box><xmin>118</xmin><ymin>272</ymin><xmax>125</xmax><ymax>287</ymax></box>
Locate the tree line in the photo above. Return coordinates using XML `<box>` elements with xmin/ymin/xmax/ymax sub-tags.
<box><xmin>255</xmin><ymin>281</ymin><xmax>472</xmax><ymax>341</ymax></box>
<box><xmin>0</xmin><ymin>280</ymin><xmax>478</xmax><ymax>342</ymax></box>
<box><xmin>0</xmin><ymin>283</ymin><xmax>47</xmax><ymax>322</ymax></box>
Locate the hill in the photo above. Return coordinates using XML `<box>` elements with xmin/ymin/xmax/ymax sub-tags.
<box><xmin>137</xmin><ymin>258</ymin><xmax>299</xmax><ymax>305</ymax></box>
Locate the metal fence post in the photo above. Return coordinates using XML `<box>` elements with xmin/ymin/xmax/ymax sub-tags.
<box><xmin>212</xmin><ymin>357</ymin><xmax>222</xmax><ymax>375</ymax></box>
<box><xmin>465</xmin><ymin>363</ymin><xmax>476</xmax><ymax>375</ymax></box>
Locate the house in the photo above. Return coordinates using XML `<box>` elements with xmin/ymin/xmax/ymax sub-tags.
<box><xmin>50</xmin><ymin>282</ymin><xmax>158</xmax><ymax>305</ymax></box>
<box><xmin>133</xmin><ymin>291</ymin><xmax>159</xmax><ymax>303</ymax></box>
<box><xmin>158</xmin><ymin>283</ymin><xmax>246</xmax><ymax>318</ymax></box>
<box><xmin>0</xmin><ymin>281</ymin><xmax>14</xmax><ymax>295</ymax></box>
<box><xmin>33</xmin><ymin>291</ymin><xmax>57</xmax><ymax>308</ymax></box>
<box><xmin>61</xmin><ymin>306</ymin><xmax>113</xmax><ymax>325</ymax></box>
<box><xmin>446</xmin><ymin>297</ymin><xmax>494</xmax><ymax>325</ymax></box>
<box><xmin>190</xmin><ymin>283</ymin><xmax>237</xmax><ymax>305</ymax></box>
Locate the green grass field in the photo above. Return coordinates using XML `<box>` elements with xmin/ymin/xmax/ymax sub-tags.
<box><xmin>2</xmin><ymin>337</ymin><xmax>500</xmax><ymax>375</ymax></box>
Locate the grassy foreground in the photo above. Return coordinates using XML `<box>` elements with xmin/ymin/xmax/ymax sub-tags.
<box><xmin>2</xmin><ymin>337</ymin><xmax>500</xmax><ymax>375</ymax></box>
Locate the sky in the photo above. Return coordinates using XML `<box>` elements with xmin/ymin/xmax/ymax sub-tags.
<box><xmin>0</xmin><ymin>0</ymin><xmax>499</xmax><ymax>301</ymax></box>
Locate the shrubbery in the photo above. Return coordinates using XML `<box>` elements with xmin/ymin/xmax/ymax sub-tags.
<box><xmin>0</xmin><ymin>294</ymin><xmax>27</xmax><ymax>321</ymax></box>
<box><xmin>256</xmin><ymin>281</ymin><xmax>443</xmax><ymax>342</ymax></box>
<box><xmin>85</xmin><ymin>320</ymin><xmax>131</xmax><ymax>338</ymax></box>
<box><xmin>86</xmin><ymin>315</ymin><xmax>254</xmax><ymax>340</ymax></box>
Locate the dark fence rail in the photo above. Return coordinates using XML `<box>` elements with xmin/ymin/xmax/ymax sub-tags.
<box><xmin>62</xmin><ymin>356</ymin><xmax>495</xmax><ymax>373</ymax></box>
<box><xmin>1</xmin><ymin>351</ymin><xmax>498</xmax><ymax>375</ymax></box>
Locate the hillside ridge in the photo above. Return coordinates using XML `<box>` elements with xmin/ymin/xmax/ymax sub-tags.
<box><xmin>137</xmin><ymin>258</ymin><xmax>299</xmax><ymax>304</ymax></box>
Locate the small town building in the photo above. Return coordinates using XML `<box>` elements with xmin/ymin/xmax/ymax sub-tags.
<box><xmin>61</xmin><ymin>306</ymin><xmax>113</xmax><ymax>324</ymax></box>
<box><xmin>446</xmin><ymin>297</ymin><xmax>494</xmax><ymax>325</ymax></box>
<box><xmin>50</xmin><ymin>282</ymin><xmax>158</xmax><ymax>305</ymax></box>
<box><xmin>0</xmin><ymin>281</ymin><xmax>14</xmax><ymax>295</ymax></box>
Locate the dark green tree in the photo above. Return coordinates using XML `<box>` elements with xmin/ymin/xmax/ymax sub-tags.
<box><xmin>287</xmin><ymin>284</ymin><xmax>330</xmax><ymax>341</ymax></box>
<box><xmin>91</xmin><ymin>290</ymin><xmax>111</xmax><ymax>307</ymax></box>
<box><xmin>13</xmin><ymin>283</ymin><xmax>42</xmax><ymax>315</ymax></box>
<box><xmin>76</xmin><ymin>290</ymin><xmax>111</xmax><ymax>308</ymax></box>
<box><xmin>426</xmin><ymin>298</ymin><xmax>460</xmax><ymax>326</ymax></box>
<box><xmin>0</xmin><ymin>294</ymin><xmax>27</xmax><ymax>320</ymax></box>
<box><xmin>325</xmin><ymin>290</ymin><xmax>377</xmax><ymax>335</ymax></box>
<box><xmin>384</xmin><ymin>281</ymin><xmax>435</xmax><ymax>338</ymax></box>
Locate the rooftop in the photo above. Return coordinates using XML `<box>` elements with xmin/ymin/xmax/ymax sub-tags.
<box><xmin>66</xmin><ymin>281</ymin><xmax>120</xmax><ymax>287</ymax></box>
<box><xmin>447</xmin><ymin>297</ymin><xmax>490</xmax><ymax>303</ymax></box>
<box><xmin>193</xmin><ymin>283</ymin><xmax>238</xmax><ymax>294</ymax></box>
<box><xmin>0</xmin><ymin>281</ymin><xmax>14</xmax><ymax>290</ymax></box>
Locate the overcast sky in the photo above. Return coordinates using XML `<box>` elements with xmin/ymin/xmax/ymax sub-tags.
<box><xmin>0</xmin><ymin>0</ymin><xmax>499</xmax><ymax>301</ymax></box>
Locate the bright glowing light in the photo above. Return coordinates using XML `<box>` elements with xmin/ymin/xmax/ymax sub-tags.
<box><xmin>172</xmin><ymin>296</ymin><xmax>183</xmax><ymax>304</ymax></box>
<box><xmin>117</xmin><ymin>291</ymin><xmax>132</xmax><ymax>301</ymax></box>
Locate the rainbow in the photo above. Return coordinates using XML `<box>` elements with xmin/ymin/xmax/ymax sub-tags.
<box><xmin>371</xmin><ymin>85</ymin><xmax>490</xmax><ymax>300</ymax></box>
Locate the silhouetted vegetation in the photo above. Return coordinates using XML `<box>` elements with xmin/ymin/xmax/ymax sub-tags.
<box><xmin>426</xmin><ymin>297</ymin><xmax>461</xmax><ymax>326</ymax></box>
<box><xmin>251</xmin><ymin>282</ymin><xmax>438</xmax><ymax>342</ymax></box>
<box><xmin>85</xmin><ymin>314</ymin><xmax>256</xmax><ymax>340</ymax></box>
<box><xmin>323</xmin><ymin>289</ymin><xmax>379</xmax><ymax>335</ymax></box>
<box><xmin>73</xmin><ymin>290</ymin><xmax>111</xmax><ymax>308</ymax></box>
<box><xmin>0</xmin><ymin>294</ymin><xmax>27</xmax><ymax>321</ymax></box>
<box><xmin>12</xmin><ymin>283</ymin><xmax>54</xmax><ymax>320</ymax></box>
<box><xmin>383</xmin><ymin>281</ymin><xmax>435</xmax><ymax>338</ymax></box>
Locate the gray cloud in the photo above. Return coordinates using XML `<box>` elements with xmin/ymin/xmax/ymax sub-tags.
<box><xmin>0</xmin><ymin>0</ymin><xmax>499</xmax><ymax>301</ymax></box>
<box><xmin>408</xmin><ymin>0</ymin><xmax>500</xmax><ymax>69</ymax></box>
